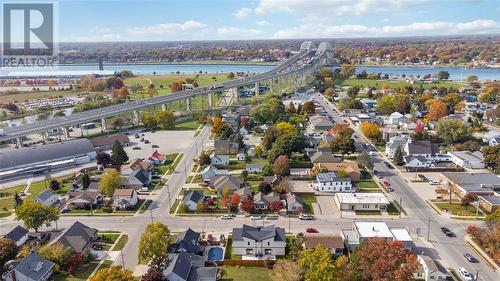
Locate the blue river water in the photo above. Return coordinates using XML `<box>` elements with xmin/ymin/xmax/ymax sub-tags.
<box><xmin>355</xmin><ymin>66</ymin><xmax>499</xmax><ymax>81</ymax></box>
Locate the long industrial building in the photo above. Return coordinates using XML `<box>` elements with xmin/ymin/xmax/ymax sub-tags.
<box><xmin>0</xmin><ymin>139</ymin><xmax>96</xmax><ymax>180</ymax></box>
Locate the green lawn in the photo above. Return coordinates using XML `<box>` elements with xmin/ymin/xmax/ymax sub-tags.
<box><xmin>386</xmin><ymin>203</ymin><xmax>401</xmax><ymax>216</ymax></box>
<box><xmin>221</xmin><ymin>266</ymin><xmax>271</xmax><ymax>281</ymax></box>
<box><xmin>434</xmin><ymin>202</ymin><xmax>483</xmax><ymax>216</ymax></box>
<box><xmin>155</xmin><ymin>153</ymin><xmax>181</xmax><ymax>175</ymax></box>
<box><xmin>174</xmin><ymin>119</ymin><xmax>203</xmax><ymax>130</ymax></box>
<box><xmin>336</xmin><ymin>78</ymin><xmax>466</xmax><ymax>90</ymax></box>
<box><xmin>97</xmin><ymin>233</ymin><xmax>120</xmax><ymax>244</ymax></box>
<box><xmin>355</xmin><ymin>210</ymin><xmax>382</xmax><ymax>215</ymax></box>
<box><xmin>301</xmin><ymin>195</ymin><xmax>317</xmax><ymax>214</ymax></box>
<box><xmin>112</xmin><ymin>234</ymin><xmax>128</xmax><ymax>251</ymax></box>
<box><xmin>356</xmin><ymin>179</ymin><xmax>379</xmax><ymax>189</ymax></box>
<box><xmin>170</xmin><ymin>199</ymin><xmax>180</xmax><ymax>214</ymax></box>
<box><xmin>51</xmin><ymin>260</ymin><xmax>112</xmax><ymax>281</ymax></box>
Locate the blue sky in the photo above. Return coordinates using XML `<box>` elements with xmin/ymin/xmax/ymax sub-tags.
<box><xmin>56</xmin><ymin>0</ymin><xmax>500</xmax><ymax>41</ymax></box>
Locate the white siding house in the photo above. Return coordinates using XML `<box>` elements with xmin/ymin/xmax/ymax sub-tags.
<box><xmin>314</xmin><ymin>172</ymin><xmax>353</xmax><ymax>192</ymax></box>
<box><xmin>232</xmin><ymin>225</ymin><xmax>286</xmax><ymax>258</ymax></box>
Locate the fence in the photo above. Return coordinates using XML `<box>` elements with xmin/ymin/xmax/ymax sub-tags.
<box><xmin>217</xmin><ymin>259</ymin><xmax>275</xmax><ymax>267</ymax></box>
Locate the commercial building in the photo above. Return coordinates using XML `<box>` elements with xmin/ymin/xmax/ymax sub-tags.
<box><xmin>335</xmin><ymin>193</ymin><xmax>389</xmax><ymax>211</ymax></box>
<box><xmin>448</xmin><ymin>151</ymin><xmax>485</xmax><ymax>169</ymax></box>
<box><xmin>0</xmin><ymin>139</ymin><xmax>96</xmax><ymax>181</ymax></box>
<box><xmin>341</xmin><ymin>222</ymin><xmax>412</xmax><ymax>251</ymax></box>
<box><xmin>440</xmin><ymin>172</ymin><xmax>499</xmax><ymax>198</ymax></box>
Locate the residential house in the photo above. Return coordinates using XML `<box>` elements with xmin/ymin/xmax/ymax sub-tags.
<box><xmin>214</xmin><ymin>140</ymin><xmax>239</xmax><ymax>154</ymax></box>
<box><xmin>239</xmin><ymin>127</ymin><xmax>249</xmax><ymax>135</ymax></box>
<box><xmin>286</xmin><ymin>193</ymin><xmax>303</xmax><ymax>213</ymax></box>
<box><xmin>314</xmin><ymin>172</ymin><xmax>353</xmax><ymax>193</ymax></box>
<box><xmin>123</xmin><ymin>168</ymin><xmax>151</xmax><ymax>187</ymax></box>
<box><xmin>304</xmin><ymin>234</ymin><xmax>344</xmax><ymax>257</ymax></box>
<box><xmin>335</xmin><ymin>193</ymin><xmax>389</xmax><ymax>211</ymax></box>
<box><xmin>440</xmin><ymin>172</ymin><xmax>499</xmax><ymax>198</ymax></box>
<box><xmin>246</xmin><ymin>164</ymin><xmax>263</xmax><ymax>173</ymax></box>
<box><xmin>210</xmin><ymin>175</ymin><xmax>245</xmax><ymax>193</ymax></box>
<box><xmin>414</xmin><ymin>255</ymin><xmax>449</xmax><ymax>281</ymax></box>
<box><xmin>388</xmin><ymin>112</ymin><xmax>405</xmax><ymax>125</ymax></box>
<box><xmin>401</xmin><ymin>119</ymin><xmax>417</xmax><ymax>131</ymax></box>
<box><xmin>404</xmin><ymin>156</ymin><xmax>432</xmax><ymax>168</ymax></box>
<box><xmin>341</xmin><ymin>222</ymin><xmax>412</xmax><ymax>251</ymax></box>
<box><xmin>183</xmin><ymin>190</ymin><xmax>204</xmax><ymax>211</ymax></box>
<box><xmin>170</xmin><ymin>228</ymin><xmax>204</xmax><ymax>255</ymax></box>
<box><xmin>253</xmin><ymin>192</ymin><xmax>280</xmax><ymax>210</ymax></box>
<box><xmin>448</xmin><ymin>151</ymin><xmax>485</xmax><ymax>169</ymax></box>
<box><xmin>148</xmin><ymin>151</ymin><xmax>165</xmax><ymax>165</ymax></box>
<box><xmin>232</xmin><ymin>224</ymin><xmax>286</xmax><ymax>258</ymax></box>
<box><xmin>163</xmin><ymin>253</ymin><xmax>216</xmax><ymax>281</ymax></box>
<box><xmin>310</xmin><ymin>151</ymin><xmax>341</xmax><ymax>164</ymax></box>
<box><xmin>314</xmin><ymin>161</ymin><xmax>361</xmax><ymax>181</ymax></box>
<box><xmin>90</xmin><ymin>134</ymin><xmax>129</xmax><ymax>150</ymax></box>
<box><xmin>321</xmin><ymin>130</ymin><xmax>334</xmax><ymax>143</ymax></box>
<box><xmin>112</xmin><ymin>188</ymin><xmax>138</xmax><ymax>209</ymax></box>
<box><xmin>360</xmin><ymin>99</ymin><xmax>377</xmax><ymax>111</ymax></box>
<box><xmin>33</xmin><ymin>190</ymin><xmax>58</xmax><ymax>206</ymax></box>
<box><xmin>2</xmin><ymin>251</ymin><xmax>54</xmax><ymax>281</ymax></box>
<box><xmin>210</xmin><ymin>153</ymin><xmax>230</xmax><ymax>166</ymax></box>
<box><xmin>236</xmin><ymin>153</ymin><xmax>246</xmax><ymax>161</ymax></box>
<box><xmin>310</xmin><ymin>114</ymin><xmax>333</xmax><ymax>131</ymax></box>
<box><xmin>3</xmin><ymin>225</ymin><xmax>29</xmax><ymax>247</ymax></box>
<box><xmin>67</xmin><ymin>191</ymin><xmax>102</xmax><ymax>209</ymax></box>
<box><xmin>478</xmin><ymin>195</ymin><xmax>500</xmax><ymax>213</ymax></box>
<box><xmin>121</xmin><ymin>159</ymin><xmax>152</xmax><ymax>174</ymax></box>
<box><xmin>262</xmin><ymin>175</ymin><xmax>283</xmax><ymax>187</ymax></box>
<box><xmin>234</xmin><ymin>187</ymin><xmax>252</xmax><ymax>200</ymax></box>
<box><xmin>200</xmin><ymin>165</ymin><xmax>228</xmax><ymax>182</ymax></box>
<box><xmin>49</xmin><ymin>221</ymin><xmax>97</xmax><ymax>253</ymax></box>
<box><xmin>404</xmin><ymin>140</ymin><xmax>438</xmax><ymax>159</ymax></box>
<box><xmin>489</xmin><ymin>136</ymin><xmax>500</xmax><ymax>146</ymax></box>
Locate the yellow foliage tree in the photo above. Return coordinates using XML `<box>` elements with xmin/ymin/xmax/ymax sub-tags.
<box><xmin>360</xmin><ymin>122</ymin><xmax>381</xmax><ymax>141</ymax></box>
<box><xmin>99</xmin><ymin>169</ymin><xmax>122</xmax><ymax>197</ymax></box>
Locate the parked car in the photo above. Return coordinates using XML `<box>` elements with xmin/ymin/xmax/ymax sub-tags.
<box><xmin>429</xmin><ymin>180</ymin><xmax>440</xmax><ymax>185</ymax></box>
<box><xmin>250</xmin><ymin>215</ymin><xmax>262</xmax><ymax>220</ymax></box>
<box><xmin>440</xmin><ymin>227</ymin><xmax>456</xmax><ymax>237</ymax></box>
<box><xmin>299</xmin><ymin>214</ymin><xmax>314</xmax><ymax>220</ymax></box>
<box><xmin>458</xmin><ymin>267</ymin><xmax>474</xmax><ymax>281</ymax></box>
<box><xmin>144</xmin><ymin>140</ymin><xmax>150</xmax><ymax>144</ymax></box>
<box><xmin>61</xmin><ymin>207</ymin><xmax>70</xmax><ymax>214</ymax></box>
<box><xmin>388</xmin><ymin>187</ymin><xmax>394</xmax><ymax>192</ymax></box>
<box><xmin>369</xmin><ymin>151</ymin><xmax>377</xmax><ymax>156</ymax></box>
<box><xmin>133</xmin><ymin>146</ymin><xmax>141</xmax><ymax>150</ymax></box>
<box><xmin>464</xmin><ymin>253</ymin><xmax>478</xmax><ymax>263</ymax></box>
<box><xmin>134</xmin><ymin>134</ymin><xmax>140</xmax><ymax>138</ymax></box>
<box><xmin>220</xmin><ymin>215</ymin><xmax>233</xmax><ymax>220</ymax></box>
<box><xmin>36</xmin><ymin>232</ymin><xmax>51</xmax><ymax>244</ymax></box>
<box><xmin>265</xmin><ymin>215</ymin><xmax>279</xmax><ymax>220</ymax></box>
<box><xmin>418</xmin><ymin>174</ymin><xmax>428</xmax><ymax>181</ymax></box>
<box><xmin>383</xmin><ymin>161</ymin><xmax>394</xmax><ymax>169</ymax></box>
<box><xmin>383</xmin><ymin>180</ymin><xmax>390</xmax><ymax>187</ymax></box>
<box><xmin>306</xmin><ymin>228</ymin><xmax>319</xmax><ymax>233</ymax></box>
<box><xmin>152</xmin><ymin>144</ymin><xmax>159</xmax><ymax>148</ymax></box>
<box><xmin>139</xmin><ymin>187</ymin><xmax>150</xmax><ymax>193</ymax></box>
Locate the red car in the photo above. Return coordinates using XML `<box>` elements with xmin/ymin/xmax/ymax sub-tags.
<box><xmin>306</xmin><ymin>228</ymin><xmax>319</xmax><ymax>233</ymax></box>
<box><xmin>383</xmin><ymin>180</ymin><xmax>390</xmax><ymax>187</ymax></box>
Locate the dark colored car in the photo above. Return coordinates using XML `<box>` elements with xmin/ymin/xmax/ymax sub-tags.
<box><xmin>306</xmin><ymin>228</ymin><xmax>319</xmax><ymax>233</ymax></box>
<box><xmin>440</xmin><ymin>227</ymin><xmax>456</xmax><ymax>237</ymax></box>
<box><xmin>464</xmin><ymin>253</ymin><xmax>478</xmax><ymax>263</ymax></box>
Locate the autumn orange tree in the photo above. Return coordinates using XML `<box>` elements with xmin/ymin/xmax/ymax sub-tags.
<box><xmin>353</xmin><ymin>238</ymin><xmax>418</xmax><ymax>281</ymax></box>
<box><xmin>359</xmin><ymin>122</ymin><xmax>381</xmax><ymax>141</ymax></box>
<box><xmin>427</xmin><ymin>100</ymin><xmax>448</xmax><ymax>121</ymax></box>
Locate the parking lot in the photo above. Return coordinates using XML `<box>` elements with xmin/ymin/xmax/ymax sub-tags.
<box><xmin>315</xmin><ymin>195</ymin><xmax>340</xmax><ymax>218</ymax></box>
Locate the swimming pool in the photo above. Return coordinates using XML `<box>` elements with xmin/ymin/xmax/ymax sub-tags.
<box><xmin>207</xmin><ymin>247</ymin><xmax>224</xmax><ymax>261</ymax></box>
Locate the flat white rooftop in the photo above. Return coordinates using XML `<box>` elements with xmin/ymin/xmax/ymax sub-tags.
<box><xmin>390</xmin><ymin>228</ymin><xmax>412</xmax><ymax>242</ymax></box>
<box><xmin>336</xmin><ymin>193</ymin><xmax>389</xmax><ymax>205</ymax></box>
<box><xmin>354</xmin><ymin>222</ymin><xmax>393</xmax><ymax>238</ymax></box>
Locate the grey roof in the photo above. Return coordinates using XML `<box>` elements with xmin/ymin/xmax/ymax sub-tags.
<box><xmin>441</xmin><ymin>172</ymin><xmax>500</xmax><ymax>193</ymax></box>
<box><xmin>183</xmin><ymin>190</ymin><xmax>204</xmax><ymax>205</ymax></box>
<box><xmin>235</xmin><ymin>187</ymin><xmax>252</xmax><ymax>199</ymax></box>
<box><xmin>233</xmin><ymin>224</ymin><xmax>285</xmax><ymax>242</ymax></box>
<box><xmin>34</xmin><ymin>190</ymin><xmax>56</xmax><ymax>202</ymax></box>
<box><xmin>286</xmin><ymin>193</ymin><xmax>303</xmax><ymax>206</ymax></box>
<box><xmin>479</xmin><ymin>195</ymin><xmax>500</xmax><ymax>206</ymax></box>
<box><xmin>4</xmin><ymin>225</ymin><xmax>29</xmax><ymax>242</ymax></box>
<box><xmin>253</xmin><ymin>192</ymin><xmax>280</xmax><ymax>204</ymax></box>
<box><xmin>450</xmin><ymin>151</ymin><xmax>484</xmax><ymax>162</ymax></box>
<box><xmin>310</xmin><ymin>151</ymin><xmax>341</xmax><ymax>163</ymax></box>
<box><xmin>0</xmin><ymin>138</ymin><xmax>95</xmax><ymax>171</ymax></box>
<box><xmin>50</xmin><ymin>221</ymin><xmax>97</xmax><ymax>253</ymax></box>
<box><xmin>171</xmin><ymin>228</ymin><xmax>201</xmax><ymax>254</ymax></box>
<box><xmin>164</xmin><ymin>252</ymin><xmax>208</xmax><ymax>281</ymax></box>
<box><xmin>210</xmin><ymin>175</ymin><xmax>244</xmax><ymax>191</ymax></box>
<box><xmin>406</xmin><ymin>140</ymin><xmax>438</xmax><ymax>156</ymax></box>
<box><xmin>13</xmin><ymin>252</ymin><xmax>55</xmax><ymax>280</ymax></box>
<box><xmin>317</xmin><ymin>172</ymin><xmax>351</xmax><ymax>183</ymax></box>
<box><xmin>418</xmin><ymin>255</ymin><xmax>448</xmax><ymax>275</ymax></box>
<box><xmin>131</xmin><ymin>168</ymin><xmax>149</xmax><ymax>184</ymax></box>
<box><xmin>404</xmin><ymin>155</ymin><xmax>428</xmax><ymax>163</ymax></box>
<box><xmin>246</xmin><ymin>163</ymin><xmax>263</xmax><ymax>169</ymax></box>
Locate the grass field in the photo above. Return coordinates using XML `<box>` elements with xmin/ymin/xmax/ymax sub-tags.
<box><xmin>301</xmin><ymin>195</ymin><xmax>317</xmax><ymax>214</ymax></box>
<box><xmin>0</xmin><ymin>90</ymin><xmax>91</xmax><ymax>103</ymax></box>
<box><xmin>221</xmin><ymin>266</ymin><xmax>271</xmax><ymax>281</ymax></box>
<box><xmin>112</xmin><ymin>234</ymin><xmax>129</xmax><ymax>251</ymax></box>
<box><xmin>336</xmin><ymin>78</ymin><xmax>466</xmax><ymax>89</ymax></box>
<box><xmin>356</xmin><ymin>179</ymin><xmax>379</xmax><ymax>189</ymax></box>
<box><xmin>175</xmin><ymin>119</ymin><xmax>203</xmax><ymax>130</ymax></box>
<box><xmin>434</xmin><ymin>202</ymin><xmax>483</xmax><ymax>216</ymax></box>
<box><xmin>355</xmin><ymin>210</ymin><xmax>382</xmax><ymax>215</ymax></box>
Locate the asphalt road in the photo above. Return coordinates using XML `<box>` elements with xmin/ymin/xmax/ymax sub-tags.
<box><xmin>313</xmin><ymin>93</ymin><xmax>498</xmax><ymax>281</ymax></box>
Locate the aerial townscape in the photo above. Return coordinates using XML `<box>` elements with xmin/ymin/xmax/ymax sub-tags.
<box><xmin>0</xmin><ymin>1</ymin><xmax>499</xmax><ymax>281</ymax></box>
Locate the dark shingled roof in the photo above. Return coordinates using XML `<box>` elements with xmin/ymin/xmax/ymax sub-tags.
<box><xmin>233</xmin><ymin>224</ymin><xmax>285</xmax><ymax>242</ymax></box>
<box><xmin>13</xmin><ymin>251</ymin><xmax>55</xmax><ymax>280</ymax></box>
<box><xmin>406</xmin><ymin>140</ymin><xmax>438</xmax><ymax>156</ymax></box>
<box><xmin>170</xmin><ymin>228</ymin><xmax>201</xmax><ymax>254</ymax></box>
<box><xmin>4</xmin><ymin>225</ymin><xmax>29</xmax><ymax>242</ymax></box>
<box><xmin>50</xmin><ymin>221</ymin><xmax>97</xmax><ymax>253</ymax></box>
<box><xmin>183</xmin><ymin>190</ymin><xmax>204</xmax><ymax>205</ymax></box>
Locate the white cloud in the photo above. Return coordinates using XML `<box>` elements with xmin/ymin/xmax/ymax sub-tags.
<box><xmin>127</xmin><ymin>20</ymin><xmax>208</xmax><ymax>35</ymax></box>
<box><xmin>273</xmin><ymin>19</ymin><xmax>500</xmax><ymax>38</ymax></box>
<box><xmin>217</xmin><ymin>27</ymin><xmax>264</xmax><ymax>38</ymax></box>
<box><xmin>89</xmin><ymin>26</ymin><xmax>111</xmax><ymax>34</ymax></box>
<box><xmin>256</xmin><ymin>20</ymin><xmax>269</xmax><ymax>26</ymax></box>
<box><xmin>233</xmin><ymin>7</ymin><xmax>253</xmax><ymax>20</ymax></box>
<box><xmin>63</xmin><ymin>33</ymin><xmax>122</xmax><ymax>42</ymax></box>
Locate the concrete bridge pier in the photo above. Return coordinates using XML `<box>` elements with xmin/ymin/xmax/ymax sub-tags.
<box><xmin>101</xmin><ymin>118</ymin><xmax>107</xmax><ymax>132</ymax></box>
<box><xmin>161</xmin><ymin>104</ymin><xmax>167</xmax><ymax>111</ymax></box>
<box><xmin>186</xmin><ymin>97</ymin><xmax>192</xmax><ymax>112</ymax></box>
<box><xmin>16</xmin><ymin>137</ymin><xmax>23</xmax><ymax>148</ymax></box>
<box><xmin>255</xmin><ymin>82</ymin><xmax>260</xmax><ymax>96</ymax></box>
<box><xmin>133</xmin><ymin>110</ymin><xmax>140</xmax><ymax>124</ymax></box>
<box><xmin>208</xmin><ymin>93</ymin><xmax>213</xmax><ymax>109</ymax></box>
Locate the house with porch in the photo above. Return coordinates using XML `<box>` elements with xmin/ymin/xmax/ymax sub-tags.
<box><xmin>112</xmin><ymin>188</ymin><xmax>138</xmax><ymax>209</ymax></box>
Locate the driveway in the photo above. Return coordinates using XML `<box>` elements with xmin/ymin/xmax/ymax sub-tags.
<box><xmin>315</xmin><ymin>195</ymin><xmax>340</xmax><ymax>218</ymax></box>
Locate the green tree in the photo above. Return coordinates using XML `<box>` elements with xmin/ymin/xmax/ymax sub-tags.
<box><xmin>435</xmin><ymin>118</ymin><xmax>472</xmax><ymax>144</ymax></box>
<box><xmin>0</xmin><ymin>238</ymin><xmax>18</xmax><ymax>272</ymax></box>
<box><xmin>137</xmin><ymin>222</ymin><xmax>172</xmax><ymax>269</ymax></box>
<box><xmin>156</xmin><ymin>111</ymin><xmax>175</xmax><ymax>130</ymax></box>
<box><xmin>13</xmin><ymin>191</ymin><xmax>23</xmax><ymax>208</ymax></box>
<box><xmin>111</xmin><ymin>141</ymin><xmax>129</xmax><ymax>165</ymax></box>
<box><xmin>482</xmin><ymin>145</ymin><xmax>500</xmax><ymax>173</ymax></box>
<box><xmin>198</xmin><ymin>151</ymin><xmax>211</xmax><ymax>166</ymax></box>
<box><xmin>288</xmin><ymin>233</ymin><xmax>305</xmax><ymax>261</ymax></box>
<box><xmin>298</xmin><ymin>245</ymin><xmax>335</xmax><ymax>281</ymax></box>
<box><xmin>90</xmin><ymin>266</ymin><xmax>138</xmax><ymax>281</ymax></box>
<box><xmin>302</xmin><ymin>101</ymin><xmax>315</xmax><ymax>114</ymax></box>
<box><xmin>82</xmin><ymin>172</ymin><xmax>91</xmax><ymax>189</ymax></box>
<box><xmin>250</xmin><ymin>97</ymin><xmax>285</xmax><ymax>124</ymax></box>
<box><xmin>376</xmin><ymin>95</ymin><xmax>395</xmax><ymax>114</ymax></box>
<box><xmin>340</xmin><ymin>64</ymin><xmax>356</xmax><ymax>79</ymax></box>
<box><xmin>437</xmin><ymin>70</ymin><xmax>450</xmax><ymax>80</ymax></box>
<box><xmin>271</xmin><ymin>259</ymin><xmax>301</xmax><ymax>281</ymax></box>
<box><xmin>357</xmin><ymin>152</ymin><xmax>373</xmax><ymax>171</ymax></box>
<box><xmin>393</xmin><ymin>146</ymin><xmax>404</xmax><ymax>165</ymax></box>
<box><xmin>15</xmin><ymin>200</ymin><xmax>59</xmax><ymax>232</ymax></box>
<box><xmin>99</xmin><ymin>169</ymin><xmax>123</xmax><ymax>197</ymax></box>
<box><xmin>38</xmin><ymin>243</ymin><xmax>73</xmax><ymax>268</ymax></box>
<box><xmin>142</xmin><ymin>115</ymin><xmax>158</xmax><ymax>130</ymax></box>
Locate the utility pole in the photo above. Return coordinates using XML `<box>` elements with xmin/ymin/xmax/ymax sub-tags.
<box><xmin>121</xmin><ymin>250</ymin><xmax>125</xmax><ymax>267</ymax></box>
<box><xmin>149</xmin><ymin>209</ymin><xmax>154</xmax><ymax>223</ymax></box>
<box><xmin>399</xmin><ymin>197</ymin><xmax>402</xmax><ymax>219</ymax></box>
<box><xmin>426</xmin><ymin>217</ymin><xmax>431</xmax><ymax>242</ymax></box>
<box><xmin>166</xmin><ymin>183</ymin><xmax>172</xmax><ymax>211</ymax></box>
<box><xmin>475</xmin><ymin>270</ymin><xmax>479</xmax><ymax>281</ymax></box>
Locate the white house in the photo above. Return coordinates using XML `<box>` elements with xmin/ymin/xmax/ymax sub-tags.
<box><xmin>314</xmin><ymin>172</ymin><xmax>353</xmax><ymax>193</ymax></box>
<box><xmin>239</xmin><ymin>127</ymin><xmax>249</xmax><ymax>135</ymax></box>
<box><xmin>385</xmin><ymin>135</ymin><xmax>408</xmax><ymax>158</ymax></box>
<box><xmin>335</xmin><ymin>193</ymin><xmax>389</xmax><ymax>211</ymax></box>
<box><xmin>286</xmin><ymin>193</ymin><xmax>303</xmax><ymax>213</ymax></box>
<box><xmin>388</xmin><ymin>112</ymin><xmax>405</xmax><ymax>125</ymax></box>
<box><xmin>232</xmin><ymin>224</ymin><xmax>286</xmax><ymax>258</ymax></box>
<box><xmin>414</xmin><ymin>255</ymin><xmax>449</xmax><ymax>281</ymax></box>
<box><xmin>112</xmin><ymin>189</ymin><xmax>138</xmax><ymax>209</ymax></box>
<box><xmin>341</xmin><ymin>222</ymin><xmax>412</xmax><ymax>251</ymax></box>
<box><xmin>200</xmin><ymin>165</ymin><xmax>228</xmax><ymax>181</ymax></box>
<box><xmin>210</xmin><ymin>153</ymin><xmax>230</xmax><ymax>166</ymax></box>
<box><xmin>404</xmin><ymin>156</ymin><xmax>432</xmax><ymax>168</ymax></box>
<box><xmin>236</xmin><ymin>153</ymin><xmax>246</xmax><ymax>161</ymax></box>
<box><xmin>4</xmin><ymin>225</ymin><xmax>29</xmax><ymax>247</ymax></box>
<box><xmin>448</xmin><ymin>151</ymin><xmax>485</xmax><ymax>169</ymax></box>
<box><xmin>182</xmin><ymin>190</ymin><xmax>204</xmax><ymax>211</ymax></box>
<box><xmin>33</xmin><ymin>190</ymin><xmax>58</xmax><ymax>206</ymax></box>
<box><xmin>245</xmin><ymin>164</ymin><xmax>263</xmax><ymax>173</ymax></box>
<box><xmin>2</xmin><ymin>252</ymin><xmax>54</xmax><ymax>281</ymax></box>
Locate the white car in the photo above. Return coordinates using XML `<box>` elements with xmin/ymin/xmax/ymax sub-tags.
<box><xmin>458</xmin><ymin>267</ymin><xmax>474</xmax><ymax>281</ymax></box>
<box><xmin>250</xmin><ymin>215</ymin><xmax>262</xmax><ymax>220</ymax></box>
<box><xmin>220</xmin><ymin>215</ymin><xmax>233</xmax><ymax>220</ymax></box>
<box><xmin>429</xmin><ymin>180</ymin><xmax>441</xmax><ymax>185</ymax></box>
<box><xmin>299</xmin><ymin>214</ymin><xmax>314</xmax><ymax>220</ymax></box>
<box><xmin>369</xmin><ymin>151</ymin><xmax>377</xmax><ymax>156</ymax></box>
<box><xmin>139</xmin><ymin>187</ymin><xmax>150</xmax><ymax>193</ymax></box>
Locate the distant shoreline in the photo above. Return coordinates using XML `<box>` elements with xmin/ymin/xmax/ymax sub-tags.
<box><xmin>58</xmin><ymin>61</ymin><xmax>278</xmax><ymax>67</ymax></box>
<box><xmin>354</xmin><ymin>64</ymin><xmax>498</xmax><ymax>70</ymax></box>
